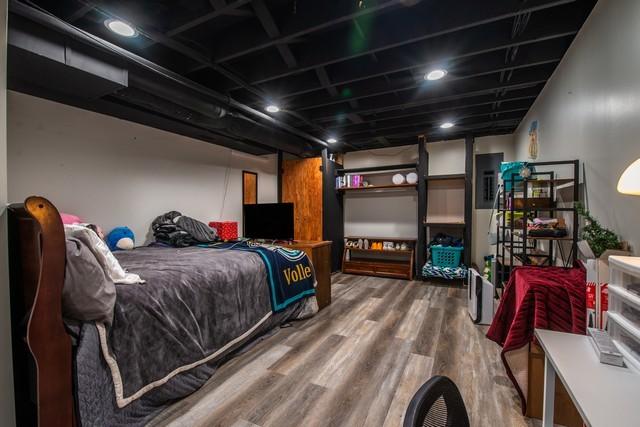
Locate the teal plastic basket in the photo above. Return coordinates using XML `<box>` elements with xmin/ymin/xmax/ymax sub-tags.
<box><xmin>430</xmin><ymin>245</ymin><xmax>464</xmax><ymax>268</ymax></box>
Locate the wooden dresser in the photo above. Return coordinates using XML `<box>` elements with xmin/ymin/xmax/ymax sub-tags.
<box><xmin>279</xmin><ymin>240</ymin><xmax>332</xmax><ymax>310</ymax></box>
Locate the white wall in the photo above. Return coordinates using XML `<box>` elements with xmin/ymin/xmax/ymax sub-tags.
<box><xmin>0</xmin><ymin>0</ymin><xmax>15</xmax><ymax>425</ymax></box>
<box><xmin>7</xmin><ymin>91</ymin><xmax>278</xmax><ymax>242</ymax></box>
<box><xmin>514</xmin><ymin>0</ymin><xmax>640</xmax><ymax>253</ymax></box>
<box><xmin>472</xmin><ymin>134</ymin><xmax>515</xmax><ymax>267</ymax></box>
<box><xmin>341</xmin><ymin>138</ymin><xmax>515</xmax><ymax>267</ymax></box>
<box><xmin>343</xmin><ymin>145</ymin><xmax>418</xmax><ymax>238</ymax></box>
<box><xmin>426</xmin><ymin>139</ymin><xmax>465</xmax><ymax>176</ymax></box>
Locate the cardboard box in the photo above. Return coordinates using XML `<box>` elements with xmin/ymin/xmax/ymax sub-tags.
<box><xmin>579</xmin><ymin>241</ymin><xmax>630</xmax><ymax>329</ymax></box>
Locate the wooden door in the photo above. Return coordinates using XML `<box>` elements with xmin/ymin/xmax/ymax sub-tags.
<box><xmin>282</xmin><ymin>157</ymin><xmax>323</xmax><ymax>241</ymax></box>
<box><xmin>242</xmin><ymin>171</ymin><xmax>257</xmax><ymax>204</ymax></box>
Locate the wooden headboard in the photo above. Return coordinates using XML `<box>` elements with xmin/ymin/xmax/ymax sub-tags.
<box><xmin>8</xmin><ymin>197</ymin><xmax>75</xmax><ymax>427</ymax></box>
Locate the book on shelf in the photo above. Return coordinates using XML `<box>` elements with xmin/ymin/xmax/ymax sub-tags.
<box><xmin>336</xmin><ymin>174</ymin><xmax>364</xmax><ymax>189</ymax></box>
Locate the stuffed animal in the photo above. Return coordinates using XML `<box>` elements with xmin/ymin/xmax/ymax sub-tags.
<box><xmin>107</xmin><ymin>226</ymin><xmax>135</xmax><ymax>251</ymax></box>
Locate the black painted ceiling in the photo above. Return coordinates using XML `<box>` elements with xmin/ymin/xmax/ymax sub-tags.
<box><xmin>21</xmin><ymin>0</ymin><xmax>597</xmax><ymax>151</ymax></box>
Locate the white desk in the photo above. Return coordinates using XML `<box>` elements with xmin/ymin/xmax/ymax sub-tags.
<box><xmin>535</xmin><ymin>329</ymin><xmax>640</xmax><ymax>427</ymax></box>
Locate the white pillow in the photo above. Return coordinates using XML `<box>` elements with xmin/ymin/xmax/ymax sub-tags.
<box><xmin>64</xmin><ymin>225</ymin><xmax>144</xmax><ymax>284</ymax></box>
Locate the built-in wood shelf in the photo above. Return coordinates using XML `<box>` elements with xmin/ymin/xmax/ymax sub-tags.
<box><xmin>337</xmin><ymin>183</ymin><xmax>417</xmax><ymax>192</ymax></box>
<box><xmin>342</xmin><ymin>236</ymin><xmax>415</xmax><ymax>280</ymax></box>
<box><xmin>426</xmin><ymin>174</ymin><xmax>466</xmax><ymax>181</ymax></box>
<box><xmin>347</xmin><ymin>247</ymin><xmax>414</xmax><ymax>255</ymax></box>
<box><xmin>424</xmin><ymin>221</ymin><xmax>465</xmax><ymax>228</ymax></box>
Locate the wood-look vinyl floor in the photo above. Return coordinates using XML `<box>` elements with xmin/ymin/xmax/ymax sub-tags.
<box><xmin>150</xmin><ymin>274</ymin><xmax>537</xmax><ymax>427</ymax></box>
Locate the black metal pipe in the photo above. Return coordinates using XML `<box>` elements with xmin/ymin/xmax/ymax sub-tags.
<box><xmin>9</xmin><ymin>0</ymin><xmax>330</xmax><ymax>150</ymax></box>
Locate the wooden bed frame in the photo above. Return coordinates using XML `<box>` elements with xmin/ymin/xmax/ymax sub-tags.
<box><xmin>8</xmin><ymin>196</ymin><xmax>74</xmax><ymax>427</ymax></box>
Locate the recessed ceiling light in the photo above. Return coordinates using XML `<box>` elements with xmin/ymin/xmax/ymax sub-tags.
<box><xmin>327</xmin><ymin>138</ymin><xmax>338</xmax><ymax>144</ymax></box>
<box><xmin>425</xmin><ymin>69</ymin><xmax>447</xmax><ymax>81</ymax></box>
<box><xmin>265</xmin><ymin>105</ymin><xmax>280</xmax><ymax>113</ymax></box>
<box><xmin>105</xmin><ymin>19</ymin><xmax>137</xmax><ymax>37</ymax></box>
<box><xmin>440</xmin><ymin>122</ymin><xmax>454</xmax><ymax>129</ymax></box>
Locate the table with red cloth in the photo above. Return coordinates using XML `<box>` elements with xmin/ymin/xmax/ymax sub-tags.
<box><xmin>486</xmin><ymin>265</ymin><xmax>586</xmax><ymax>414</ymax></box>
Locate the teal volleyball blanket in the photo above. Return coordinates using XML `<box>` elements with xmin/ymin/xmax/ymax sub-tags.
<box><xmin>205</xmin><ymin>241</ymin><xmax>316</xmax><ymax>312</ymax></box>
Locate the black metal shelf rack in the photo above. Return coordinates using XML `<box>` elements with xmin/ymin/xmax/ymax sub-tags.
<box><xmin>495</xmin><ymin>160</ymin><xmax>580</xmax><ymax>287</ymax></box>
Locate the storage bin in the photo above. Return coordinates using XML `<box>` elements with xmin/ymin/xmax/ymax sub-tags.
<box><xmin>430</xmin><ymin>245</ymin><xmax>464</xmax><ymax>268</ymax></box>
<box><xmin>608</xmin><ymin>313</ymin><xmax>640</xmax><ymax>371</ymax></box>
<box><xmin>608</xmin><ymin>256</ymin><xmax>640</xmax><ymax>371</ymax></box>
<box><xmin>608</xmin><ymin>285</ymin><xmax>640</xmax><ymax>331</ymax></box>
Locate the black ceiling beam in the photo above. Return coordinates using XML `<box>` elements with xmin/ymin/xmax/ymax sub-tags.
<box><xmin>321</xmin><ymin>93</ymin><xmax>537</xmax><ymax>132</ymax></box>
<box><xmin>71</xmin><ymin>0</ymin><xmax>334</xmax><ymax>148</ymax></box>
<box><xmin>169</xmin><ymin>0</ymin><xmax>401</xmax><ymax>62</ymax></box>
<box><xmin>333</xmin><ymin>101</ymin><xmax>534</xmax><ymax>137</ymax></box>
<box><xmin>210</xmin><ymin>0</ymin><xmax>404</xmax><ymax>63</ymax></box>
<box><xmin>347</xmin><ymin>125</ymin><xmax>516</xmax><ymax>150</ymax></box>
<box><xmin>347</xmin><ymin>116</ymin><xmax>523</xmax><ymax>144</ymax></box>
<box><xmin>224</xmin><ymin>0</ymin><xmax>577</xmax><ymax>88</ymax></box>
<box><xmin>266</xmin><ymin>36</ymin><xmax>569</xmax><ymax>104</ymax></box>
<box><xmin>286</xmin><ymin>54</ymin><xmax>560</xmax><ymax>112</ymax></box>
<box><xmin>340</xmin><ymin>109</ymin><xmax>527</xmax><ymax>141</ymax></box>
<box><xmin>425</xmin><ymin>121</ymin><xmax>522</xmax><ymax>141</ymax></box>
<box><xmin>78</xmin><ymin>0</ymin><xmax>267</xmax><ymax>98</ymax></box>
<box><xmin>346</xmin><ymin>125</ymin><xmax>517</xmax><ymax>150</ymax></box>
<box><xmin>313</xmin><ymin>65</ymin><xmax>364</xmax><ymax>124</ymax></box>
<box><xmin>209</xmin><ymin>0</ymin><xmax>253</xmax><ymax>17</ymax></box>
<box><xmin>304</xmin><ymin>69</ymin><xmax>550</xmax><ymax>121</ymax></box>
<box><xmin>66</xmin><ymin>4</ymin><xmax>92</xmax><ymax>22</ymax></box>
<box><xmin>251</xmin><ymin>0</ymin><xmax>297</xmax><ymax>68</ymax></box>
<box><xmin>315</xmin><ymin>66</ymin><xmax>338</xmax><ymax>97</ymax></box>
<box><xmin>237</xmin><ymin>21</ymin><xmax>573</xmax><ymax>102</ymax></box>
<box><xmin>310</xmin><ymin>84</ymin><xmax>543</xmax><ymax>128</ymax></box>
<box><xmin>165</xmin><ymin>0</ymin><xmax>253</xmax><ymax>37</ymax></box>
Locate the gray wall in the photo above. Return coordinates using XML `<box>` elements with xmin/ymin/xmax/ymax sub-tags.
<box><xmin>8</xmin><ymin>92</ymin><xmax>278</xmax><ymax>241</ymax></box>
<box><xmin>514</xmin><ymin>0</ymin><xmax>640</xmax><ymax>253</ymax></box>
<box><xmin>0</xmin><ymin>0</ymin><xmax>15</xmax><ymax>424</ymax></box>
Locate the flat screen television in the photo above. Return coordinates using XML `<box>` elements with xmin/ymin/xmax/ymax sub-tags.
<box><xmin>243</xmin><ymin>203</ymin><xmax>294</xmax><ymax>241</ymax></box>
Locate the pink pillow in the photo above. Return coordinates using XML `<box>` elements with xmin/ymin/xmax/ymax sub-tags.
<box><xmin>60</xmin><ymin>212</ymin><xmax>82</xmax><ymax>225</ymax></box>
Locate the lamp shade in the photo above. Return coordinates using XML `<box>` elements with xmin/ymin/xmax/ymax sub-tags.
<box><xmin>617</xmin><ymin>158</ymin><xmax>640</xmax><ymax>195</ymax></box>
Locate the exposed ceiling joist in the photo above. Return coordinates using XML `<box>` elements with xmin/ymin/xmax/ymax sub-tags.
<box><xmin>286</xmin><ymin>58</ymin><xmax>559</xmax><ymax>112</ymax></box>
<box><xmin>340</xmin><ymin>107</ymin><xmax>529</xmax><ymax>140</ymax></box>
<box><xmin>251</xmin><ymin>0</ymin><xmax>297</xmax><ymax>68</ymax></box>
<box><xmin>327</xmin><ymin>99</ymin><xmax>535</xmax><ymax>135</ymax></box>
<box><xmin>209</xmin><ymin>0</ymin><xmax>253</xmax><ymax>16</ymax></box>
<box><xmin>165</xmin><ymin>0</ymin><xmax>253</xmax><ymax>37</ymax></box>
<box><xmin>305</xmin><ymin>74</ymin><xmax>548</xmax><ymax>121</ymax></box>
<box><xmin>22</xmin><ymin>0</ymin><xmax>597</xmax><ymax>151</ymax></box>
<box><xmin>223</xmin><ymin>0</ymin><xmax>578</xmax><ymax>88</ymax></box>
<box><xmin>348</xmin><ymin>116</ymin><xmax>522</xmax><ymax>144</ymax></box>
<box><xmin>252</xmin><ymin>34</ymin><xmax>571</xmax><ymax>102</ymax></box>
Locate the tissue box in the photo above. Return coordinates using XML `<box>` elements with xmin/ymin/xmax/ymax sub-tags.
<box><xmin>208</xmin><ymin>221</ymin><xmax>238</xmax><ymax>241</ymax></box>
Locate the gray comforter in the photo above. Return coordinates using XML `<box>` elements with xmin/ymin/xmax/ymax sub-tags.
<box><xmin>74</xmin><ymin>246</ymin><xmax>311</xmax><ymax>426</ymax></box>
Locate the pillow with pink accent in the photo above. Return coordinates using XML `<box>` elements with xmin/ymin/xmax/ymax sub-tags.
<box><xmin>60</xmin><ymin>212</ymin><xmax>82</xmax><ymax>225</ymax></box>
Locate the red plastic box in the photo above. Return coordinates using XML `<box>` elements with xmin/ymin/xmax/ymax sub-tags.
<box><xmin>208</xmin><ymin>221</ymin><xmax>238</xmax><ymax>241</ymax></box>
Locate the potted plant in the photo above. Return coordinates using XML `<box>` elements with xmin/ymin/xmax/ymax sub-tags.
<box><xmin>576</xmin><ymin>202</ymin><xmax>622</xmax><ymax>257</ymax></box>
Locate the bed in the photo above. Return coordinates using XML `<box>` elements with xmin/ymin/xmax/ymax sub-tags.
<box><xmin>8</xmin><ymin>197</ymin><xmax>317</xmax><ymax>426</ymax></box>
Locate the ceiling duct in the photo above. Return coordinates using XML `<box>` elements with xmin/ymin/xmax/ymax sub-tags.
<box><xmin>7</xmin><ymin>0</ymin><xmax>324</xmax><ymax>156</ymax></box>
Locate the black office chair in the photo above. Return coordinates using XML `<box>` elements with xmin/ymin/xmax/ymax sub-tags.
<box><xmin>403</xmin><ymin>375</ymin><xmax>470</xmax><ymax>427</ymax></box>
